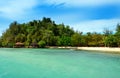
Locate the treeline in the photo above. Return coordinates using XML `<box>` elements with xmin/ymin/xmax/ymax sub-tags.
<box><xmin>0</xmin><ymin>17</ymin><xmax>120</xmax><ymax>48</ymax></box>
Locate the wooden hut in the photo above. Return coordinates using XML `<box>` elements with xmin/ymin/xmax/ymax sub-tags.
<box><xmin>14</xmin><ymin>42</ymin><xmax>24</xmax><ymax>48</ymax></box>
<box><xmin>30</xmin><ymin>42</ymin><xmax>39</xmax><ymax>48</ymax></box>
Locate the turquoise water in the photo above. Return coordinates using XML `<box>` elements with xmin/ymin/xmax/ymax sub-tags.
<box><xmin>0</xmin><ymin>48</ymin><xmax>120</xmax><ymax>78</ymax></box>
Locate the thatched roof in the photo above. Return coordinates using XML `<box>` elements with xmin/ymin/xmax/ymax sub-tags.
<box><xmin>15</xmin><ymin>42</ymin><xmax>24</xmax><ymax>46</ymax></box>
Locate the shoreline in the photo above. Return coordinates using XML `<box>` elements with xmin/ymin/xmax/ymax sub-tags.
<box><xmin>1</xmin><ymin>46</ymin><xmax>120</xmax><ymax>53</ymax></box>
<box><xmin>49</xmin><ymin>46</ymin><xmax>120</xmax><ymax>53</ymax></box>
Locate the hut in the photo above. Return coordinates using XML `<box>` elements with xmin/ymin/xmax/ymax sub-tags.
<box><xmin>14</xmin><ymin>42</ymin><xmax>24</xmax><ymax>48</ymax></box>
<box><xmin>30</xmin><ymin>42</ymin><xmax>39</xmax><ymax>48</ymax></box>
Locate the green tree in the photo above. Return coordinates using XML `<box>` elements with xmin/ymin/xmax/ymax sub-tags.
<box><xmin>57</xmin><ymin>36</ymin><xmax>71</xmax><ymax>46</ymax></box>
<box><xmin>71</xmin><ymin>33</ymin><xmax>81</xmax><ymax>46</ymax></box>
<box><xmin>38</xmin><ymin>40</ymin><xmax>46</xmax><ymax>48</ymax></box>
<box><xmin>115</xmin><ymin>23</ymin><xmax>120</xmax><ymax>47</ymax></box>
<box><xmin>103</xmin><ymin>28</ymin><xmax>113</xmax><ymax>36</ymax></box>
<box><xmin>104</xmin><ymin>35</ymin><xmax>118</xmax><ymax>47</ymax></box>
<box><xmin>15</xmin><ymin>34</ymin><xmax>26</xmax><ymax>42</ymax></box>
<box><xmin>42</xmin><ymin>30</ymin><xmax>54</xmax><ymax>46</ymax></box>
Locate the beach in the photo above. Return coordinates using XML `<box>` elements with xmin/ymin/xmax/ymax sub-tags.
<box><xmin>49</xmin><ymin>46</ymin><xmax>120</xmax><ymax>53</ymax></box>
<box><xmin>77</xmin><ymin>47</ymin><xmax>120</xmax><ymax>53</ymax></box>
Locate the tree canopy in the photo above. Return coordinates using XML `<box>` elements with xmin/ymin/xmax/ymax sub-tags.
<box><xmin>0</xmin><ymin>17</ymin><xmax>120</xmax><ymax>48</ymax></box>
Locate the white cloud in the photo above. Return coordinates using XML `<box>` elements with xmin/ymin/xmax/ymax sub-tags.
<box><xmin>72</xmin><ymin>19</ymin><xmax>120</xmax><ymax>33</ymax></box>
<box><xmin>0</xmin><ymin>0</ymin><xmax>119</xmax><ymax>35</ymax></box>
<box><xmin>45</xmin><ymin>0</ymin><xmax>120</xmax><ymax>7</ymax></box>
<box><xmin>0</xmin><ymin>0</ymin><xmax>39</xmax><ymax>19</ymax></box>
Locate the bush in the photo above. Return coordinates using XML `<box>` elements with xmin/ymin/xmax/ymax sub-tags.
<box><xmin>38</xmin><ymin>41</ymin><xmax>46</xmax><ymax>48</ymax></box>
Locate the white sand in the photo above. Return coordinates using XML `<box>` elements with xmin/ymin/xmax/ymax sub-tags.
<box><xmin>77</xmin><ymin>47</ymin><xmax>120</xmax><ymax>52</ymax></box>
<box><xmin>50</xmin><ymin>46</ymin><xmax>120</xmax><ymax>53</ymax></box>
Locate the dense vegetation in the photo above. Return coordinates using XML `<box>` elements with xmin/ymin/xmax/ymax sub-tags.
<box><xmin>0</xmin><ymin>17</ymin><xmax>120</xmax><ymax>48</ymax></box>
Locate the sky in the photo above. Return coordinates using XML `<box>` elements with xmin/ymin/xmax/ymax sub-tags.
<box><xmin>0</xmin><ymin>0</ymin><xmax>120</xmax><ymax>35</ymax></box>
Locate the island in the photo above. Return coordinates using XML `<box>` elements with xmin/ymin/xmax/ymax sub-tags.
<box><xmin>0</xmin><ymin>17</ymin><xmax>120</xmax><ymax>53</ymax></box>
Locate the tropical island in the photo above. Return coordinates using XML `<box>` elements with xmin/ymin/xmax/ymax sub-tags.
<box><xmin>0</xmin><ymin>17</ymin><xmax>120</xmax><ymax>51</ymax></box>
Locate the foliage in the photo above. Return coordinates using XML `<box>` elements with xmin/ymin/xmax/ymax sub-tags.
<box><xmin>104</xmin><ymin>35</ymin><xmax>118</xmax><ymax>47</ymax></box>
<box><xmin>0</xmin><ymin>17</ymin><xmax>120</xmax><ymax>48</ymax></box>
<box><xmin>71</xmin><ymin>33</ymin><xmax>82</xmax><ymax>46</ymax></box>
<box><xmin>38</xmin><ymin>40</ymin><xmax>46</xmax><ymax>48</ymax></box>
<box><xmin>0</xmin><ymin>17</ymin><xmax>74</xmax><ymax>47</ymax></box>
<box><xmin>57</xmin><ymin>36</ymin><xmax>71</xmax><ymax>46</ymax></box>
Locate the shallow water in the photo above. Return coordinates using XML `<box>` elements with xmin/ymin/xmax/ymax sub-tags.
<box><xmin>0</xmin><ymin>48</ymin><xmax>120</xmax><ymax>78</ymax></box>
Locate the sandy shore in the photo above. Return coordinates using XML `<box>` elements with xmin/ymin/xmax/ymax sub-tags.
<box><xmin>49</xmin><ymin>46</ymin><xmax>120</xmax><ymax>53</ymax></box>
<box><xmin>77</xmin><ymin>47</ymin><xmax>120</xmax><ymax>52</ymax></box>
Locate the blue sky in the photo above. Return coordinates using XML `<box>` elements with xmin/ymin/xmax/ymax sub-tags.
<box><xmin>0</xmin><ymin>0</ymin><xmax>120</xmax><ymax>35</ymax></box>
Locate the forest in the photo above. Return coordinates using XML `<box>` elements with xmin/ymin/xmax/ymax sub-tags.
<box><xmin>0</xmin><ymin>17</ymin><xmax>120</xmax><ymax>48</ymax></box>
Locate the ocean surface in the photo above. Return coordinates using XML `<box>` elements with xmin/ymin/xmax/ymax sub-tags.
<box><xmin>0</xmin><ymin>48</ymin><xmax>120</xmax><ymax>78</ymax></box>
